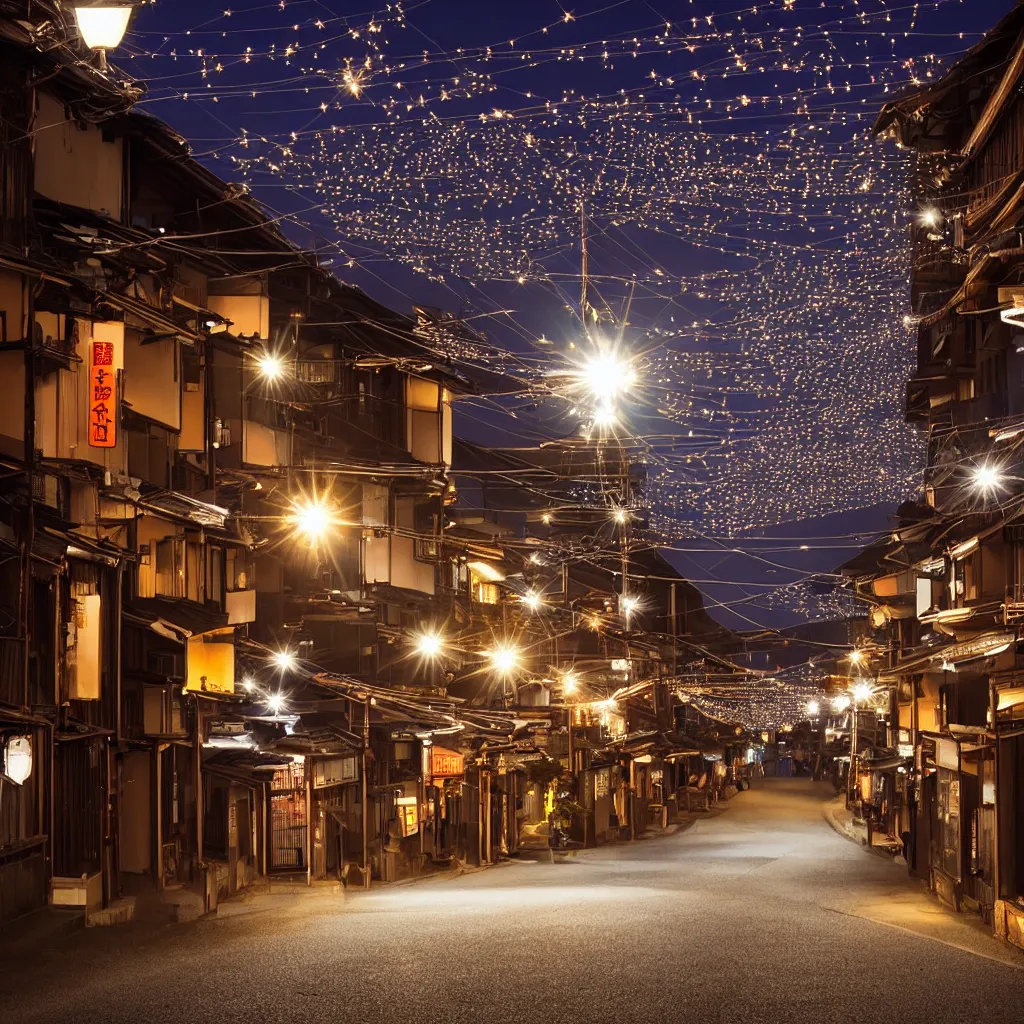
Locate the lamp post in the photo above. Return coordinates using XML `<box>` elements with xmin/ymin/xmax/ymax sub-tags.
<box><xmin>73</xmin><ymin>1</ymin><xmax>138</xmax><ymax>71</ymax></box>
<box><xmin>848</xmin><ymin>680</ymin><xmax>874</xmax><ymax>808</ymax></box>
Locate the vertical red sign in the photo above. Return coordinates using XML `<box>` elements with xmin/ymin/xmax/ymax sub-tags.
<box><xmin>88</xmin><ymin>341</ymin><xmax>116</xmax><ymax>448</ymax></box>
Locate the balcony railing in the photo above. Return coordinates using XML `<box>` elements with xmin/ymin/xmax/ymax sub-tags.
<box><xmin>1005</xmin><ymin>585</ymin><xmax>1024</xmax><ymax>624</ymax></box>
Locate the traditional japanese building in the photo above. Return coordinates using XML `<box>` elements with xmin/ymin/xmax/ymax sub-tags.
<box><xmin>0</xmin><ymin>0</ymin><xmax>736</xmax><ymax>927</ymax></box>
<box><xmin>848</xmin><ymin>1</ymin><xmax>1024</xmax><ymax>951</ymax></box>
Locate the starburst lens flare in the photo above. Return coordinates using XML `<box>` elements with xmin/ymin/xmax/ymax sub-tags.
<box><xmin>852</xmin><ymin>682</ymin><xmax>874</xmax><ymax>704</ymax></box>
<box><xmin>582</xmin><ymin>351</ymin><xmax>636</xmax><ymax>403</ymax></box>
<box><xmin>271</xmin><ymin>650</ymin><xmax>297</xmax><ymax>671</ymax></box>
<box><xmin>414</xmin><ymin>632</ymin><xmax>443</xmax><ymax>659</ymax></box>
<box><xmin>256</xmin><ymin>353</ymin><xmax>286</xmax><ymax>380</ymax></box>
<box><xmin>831</xmin><ymin>695</ymin><xmax>852</xmax><ymax>713</ymax></box>
<box><xmin>806</xmin><ymin>700</ymin><xmax>820</xmax><ymax>717</ymax></box>
<box><xmin>486</xmin><ymin>643</ymin><xmax>520</xmax><ymax>675</ymax></box>
<box><xmin>972</xmin><ymin>463</ymin><xmax>1004</xmax><ymax>495</ymax></box>
<box><xmin>266</xmin><ymin>693</ymin><xmax>287</xmax><ymax>714</ymax></box>
<box><xmin>289</xmin><ymin>498</ymin><xmax>335</xmax><ymax>544</ymax></box>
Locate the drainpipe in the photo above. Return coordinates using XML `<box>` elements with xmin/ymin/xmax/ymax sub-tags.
<box><xmin>991</xmin><ymin>679</ymin><xmax>1001</xmax><ymax>915</ymax></box>
<box><xmin>484</xmin><ymin>770</ymin><xmax>492</xmax><ymax>864</ymax></box>
<box><xmin>305</xmin><ymin>769</ymin><xmax>312</xmax><ymax>888</ymax></box>
<box><xmin>362</xmin><ymin>694</ymin><xmax>370</xmax><ymax>888</ymax></box>
<box><xmin>195</xmin><ymin>703</ymin><xmax>204</xmax><ymax>882</ymax></box>
<box><xmin>23</xmin><ymin>277</ymin><xmax>38</xmax><ymax>709</ymax></box>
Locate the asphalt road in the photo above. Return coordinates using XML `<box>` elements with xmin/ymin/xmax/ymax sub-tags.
<box><xmin>3</xmin><ymin>779</ymin><xmax>1023</xmax><ymax>1023</ymax></box>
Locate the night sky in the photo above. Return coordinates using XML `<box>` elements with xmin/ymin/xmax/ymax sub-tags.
<box><xmin>115</xmin><ymin>0</ymin><xmax>1010</xmax><ymax>628</ymax></box>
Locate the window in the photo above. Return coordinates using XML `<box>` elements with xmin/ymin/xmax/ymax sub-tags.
<box><xmin>155</xmin><ymin>536</ymin><xmax>185</xmax><ymax>598</ymax></box>
<box><xmin>470</xmin><ymin>568</ymin><xmax>499</xmax><ymax>605</ymax></box>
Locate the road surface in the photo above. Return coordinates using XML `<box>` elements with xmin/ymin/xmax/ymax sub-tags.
<box><xmin>2</xmin><ymin>779</ymin><xmax>1022</xmax><ymax>1023</ymax></box>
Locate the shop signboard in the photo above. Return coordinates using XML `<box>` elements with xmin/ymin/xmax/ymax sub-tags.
<box><xmin>431</xmin><ymin>746</ymin><xmax>464</xmax><ymax>777</ymax></box>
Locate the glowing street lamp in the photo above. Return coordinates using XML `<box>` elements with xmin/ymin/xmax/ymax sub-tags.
<box><xmin>522</xmin><ymin>591</ymin><xmax>543</xmax><ymax>612</ymax></box>
<box><xmin>289</xmin><ymin>497</ymin><xmax>336</xmax><ymax>545</ymax></box>
<box><xmin>582</xmin><ymin>350</ymin><xmax>637</xmax><ymax>404</ymax></box>
<box><xmin>265</xmin><ymin>692</ymin><xmax>287</xmax><ymax>715</ymax></box>
<box><xmin>486</xmin><ymin>642</ymin><xmax>520</xmax><ymax>675</ymax></box>
<box><xmin>590</xmin><ymin>405</ymin><xmax>618</xmax><ymax>434</ymax></box>
<box><xmin>271</xmin><ymin>650</ymin><xmax>297</xmax><ymax>672</ymax></box>
<box><xmin>831</xmin><ymin>694</ymin><xmax>851</xmax><ymax>713</ymax></box>
<box><xmin>414</xmin><ymin>631</ymin><xmax>443</xmax><ymax>659</ymax></box>
<box><xmin>971</xmin><ymin>462</ymin><xmax>1004</xmax><ymax>497</ymax></box>
<box><xmin>852</xmin><ymin>681</ymin><xmax>874</xmax><ymax>704</ymax></box>
<box><xmin>256</xmin><ymin>352</ymin><xmax>287</xmax><ymax>381</ymax></box>
<box><xmin>74</xmin><ymin>1</ymin><xmax>137</xmax><ymax>70</ymax></box>
<box><xmin>917</xmin><ymin>205</ymin><xmax>942</xmax><ymax>229</ymax></box>
<box><xmin>620</xmin><ymin>594</ymin><xmax>640</xmax><ymax>623</ymax></box>
<box><xmin>806</xmin><ymin>700</ymin><xmax>820</xmax><ymax>717</ymax></box>
<box><xmin>562</xmin><ymin>672</ymin><xmax>579</xmax><ymax>694</ymax></box>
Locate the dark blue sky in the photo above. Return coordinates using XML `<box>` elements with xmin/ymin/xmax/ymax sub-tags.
<box><xmin>115</xmin><ymin>0</ymin><xmax>1010</xmax><ymax>627</ymax></box>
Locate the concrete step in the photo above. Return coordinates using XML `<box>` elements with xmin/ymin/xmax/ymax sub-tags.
<box><xmin>87</xmin><ymin>897</ymin><xmax>135</xmax><ymax>928</ymax></box>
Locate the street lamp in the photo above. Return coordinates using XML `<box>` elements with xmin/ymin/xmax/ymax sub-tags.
<box><xmin>486</xmin><ymin>642</ymin><xmax>520</xmax><ymax>675</ymax></box>
<box><xmin>848</xmin><ymin>681</ymin><xmax>875</xmax><ymax>807</ymax></box>
<box><xmin>522</xmin><ymin>591</ymin><xmax>543</xmax><ymax>612</ymax></box>
<box><xmin>620</xmin><ymin>594</ymin><xmax>640</xmax><ymax>624</ymax></box>
<box><xmin>806</xmin><ymin>700</ymin><xmax>820</xmax><ymax>717</ymax></box>
<box><xmin>971</xmin><ymin>462</ymin><xmax>1004</xmax><ymax>497</ymax></box>
<box><xmin>289</xmin><ymin>497</ymin><xmax>335</xmax><ymax>545</ymax></box>
<box><xmin>590</xmin><ymin>405</ymin><xmax>618</xmax><ymax>434</ymax></box>
<box><xmin>74</xmin><ymin>1</ymin><xmax>137</xmax><ymax>70</ymax></box>
<box><xmin>265</xmin><ymin>692</ymin><xmax>287</xmax><ymax>715</ymax></box>
<box><xmin>582</xmin><ymin>350</ymin><xmax>637</xmax><ymax>404</ymax></box>
<box><xmin>562</xmin><ymin>672</ymin><xmax>579</xmax><ymax>694</ymax></box>
<box><xmin>271</xmin><ymin>650</ymin><xmax>297</xmax><ymax>672</ymax></box>
<box><xmin>414</xmin><ymin>631</ymin><xmax>443</xmax><ymax>659</ymax></box>
<box><xmin>256</xmin><ymin>352</ymin><xmax>287</xmax><ymax>381</ymax></box>
<box><xmin>852</xmin><ymin>681</ymin><xmax>874</xmax><ymax>704</ymax></box>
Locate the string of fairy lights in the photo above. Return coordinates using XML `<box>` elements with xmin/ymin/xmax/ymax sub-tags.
<box><xmin>103</xmin><ymin>0</ymin><xmax>985</xmax><ymax>724</ymax></box>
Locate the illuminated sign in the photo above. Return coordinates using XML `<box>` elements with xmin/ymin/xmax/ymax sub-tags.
<box><xmin>431</xmin><ymin>746</ymin><xmax>464</xmax><ymax>777</ymax></box>
<box><xmin>88</xmin><ymin>340</ymin><xmax>117</xmax><ymax>448</ymax></box>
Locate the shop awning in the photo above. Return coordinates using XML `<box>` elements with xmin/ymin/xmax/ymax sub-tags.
<box><xmin>125</xmin><ymin>597</ymin><xmax>229</xmax><ymax>641</ymax></box>
<box><xmin>861</xmin><ymin>749</ymin><xmax>912</xmax><ymax>772</ymax></box>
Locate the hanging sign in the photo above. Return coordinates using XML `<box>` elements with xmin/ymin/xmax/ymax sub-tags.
<box><xmin>88</xmin><ymin>340</ymin><xmax>117</xmax><ymax>448</ymax></box>
<box><xmin>431</xmin><ymin>746</ymin><xmax>464</xmax><ymax>778</ymax></box>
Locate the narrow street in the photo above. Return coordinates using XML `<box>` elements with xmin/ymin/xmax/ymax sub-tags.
<box><xmin>2</xmin><ymin>780</ymin><xmax>1021</xmax><ymax>1023</ymax></box>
